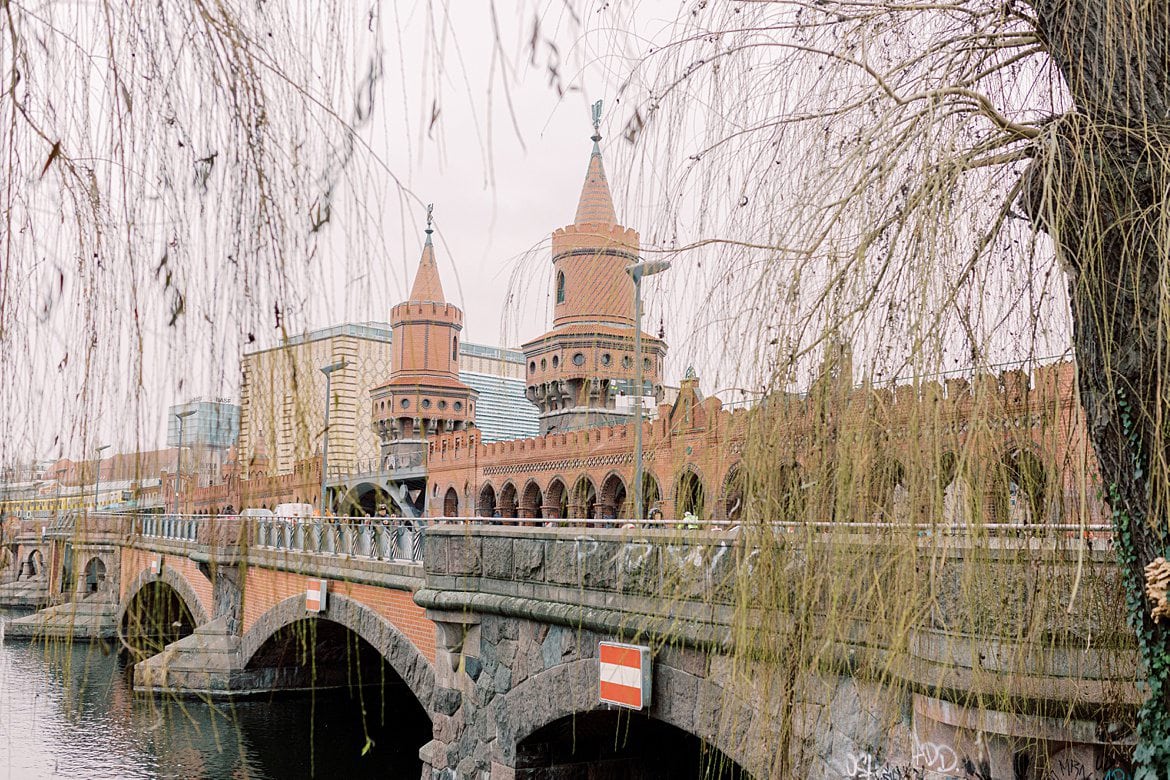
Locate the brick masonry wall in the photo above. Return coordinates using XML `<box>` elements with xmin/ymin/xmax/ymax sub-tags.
<box><xmin>119</xmin><ymin>545</ymin><xmax>214</xmax><ymax>620</ymax></box>
<box><xmin>240</xmin><ymin>566</ymin><xmax>436</xmax><ymax>663</ymax></box>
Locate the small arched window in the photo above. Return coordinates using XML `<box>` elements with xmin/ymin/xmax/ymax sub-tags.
<box><xmin>452</xmin><ymin>336</ymin><xmax>458</xmax><ymax>361</ymax></box>
<box><xmin>556</xmin><ymin>271</ymin><xmax>566</xmax><ymax>304</ymax></box>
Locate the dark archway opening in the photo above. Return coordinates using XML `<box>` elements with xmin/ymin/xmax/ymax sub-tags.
<box><xmin>520</xmin><ymin>481</ymin><xmax>544</xmax><ymax>519</ymax></box>
<box><xmin>478</xmin><ymin>483</ymin><xmax>498</xmax><ymax>517</ymax></box>
<box><xmin>443</xmin><ymin>487</ymin><xmax>460</xmax><ymax>516</ymax></box>
<box><xmin>600</xmin><ymin>474</ymin><xmax>627</xmax><ymax>519</ymax></box>
<box><xmin>545</xmin><ymin>480</ymin><xmax>568</xmax><ymax>519</ymax></box>
<box><xmin>499</xmin><ymin>482</ymin><xmax>519</xmax><ymax>518</ymax></box>
<box><xmin>338</xmin><ymin>483</ymin><xmax>389</xmax><ymax>517</ymax></box>
<box><xmin>119</xmin><ymin>581</ymin><xmax>197</xmax><ymax>658</ymax></box>
<box><xmin>517</xmin><ymin>710</ymin><xmax>752</xmax><ymax>780</ymax></box>
<box><xmin>242</xmin><ymin>618</ymin><xmax>430</xmax><ymax>778</ymax></box>
<box><xmin>572</xmin><ymin>477</ymin><xmax>598</xmax><ymax>520</ymax></box>
<box><xmin>83</xmin><ymin>556</ymin><xmax>107</xmax><ymax>594</ymax></box>
<box><xmin>641</xmin><ymin>474</ymin><xmax>662</xmax><ymax>518</ymax></box>
<box><xmin>676</xmin><ymin>470</ymin><xmax>706</xmax><ymax>520</ymax></box>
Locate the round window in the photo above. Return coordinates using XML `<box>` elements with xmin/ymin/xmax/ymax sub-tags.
<box><xmin>601</xmin><ymin>353</ymin><xmax>612</xmax><ymax>366</ymax></box>
<box><xmin>438</xmin><ymin>400</ymin><xmax>447</xmax><ymax>410</ymax></box>
<box><xmin>552</xmin><ymin>356</ymin><xmax>560</xmax><ymax>368</ymax></box>
<box><xmin>622</xmin><ymin>356</ymin><xmax>632</xmax><ymax>368</ymax></box>
<box><xmin>529</xmin><ymin>361</ymin><xmax>536</xmax><ymax>373</ymax></box>
<box><xmin>541</xmin><ymin>358</ymin><xmax>547</xmax><ymax>370</ymax></box>
<box><xmin>454</xmin><ymin>401</ymin><xmax>463</xmax><ymax>412</ymax></box>
<box><xmin>400</xmin><ymin>398</ymin><xmax>410</xmax><ymax>409</ymax></box>
<box><xmin>643</xmin><ymin>358</ymin><xmax>651</xmax><ymax>370</ymax></box>
<box><xmin>422</xmin><ymin>399</ymin><xmax>432</xmax><ymax>409</ymax></box>
<box><xmin>572</xmin><ymin>352</ymin><xmax>586</xmax><ymax>366</ymax></box>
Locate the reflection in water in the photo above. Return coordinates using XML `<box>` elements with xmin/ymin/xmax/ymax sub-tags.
<box><xmin>0</xmin><ymin>611</ymin><xmax>424</xmax><ymax>779</ymax></box>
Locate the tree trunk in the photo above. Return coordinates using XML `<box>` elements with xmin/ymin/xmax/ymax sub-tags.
<box><xmin>1023</xmin><ymin>1</ymin><xmax>1170</xmax><ymax>770</ymax></box>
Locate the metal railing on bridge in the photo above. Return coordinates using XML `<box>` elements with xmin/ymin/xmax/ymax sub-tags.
<box><xmin>138</xmin><ymin>514</ymin><xmax>201</xmax><ymax>543</ymax></box>
<box><xmin>251</xmin><ymin>517</ymin><xmax>424</xmax><ymax>563</ymax></box>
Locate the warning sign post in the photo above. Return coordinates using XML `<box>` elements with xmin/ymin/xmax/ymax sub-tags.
<box><xmin>598</xmin><ymin>641</ymin><xmax>652</xmax><ymax>710</ymax></box>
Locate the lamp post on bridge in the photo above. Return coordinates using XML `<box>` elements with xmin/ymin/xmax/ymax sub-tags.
<box><xmin>93</xmin><ymin>444</ymin><xmax>110</xmax><ymax>512</ymax></box>
<box><xmin>319</xmin><ymin>360</ymin><xmax>350</xmax><ymax>517</ymax></box>
<box><xmin>625</xmin><ymin>259</ymin><xmax>671</xmax><ymax>522</ymax></box>
<box><xmin>173</xmin><ymin>409</ymin><xmax>196</xmax><ymax>515</ymax></box>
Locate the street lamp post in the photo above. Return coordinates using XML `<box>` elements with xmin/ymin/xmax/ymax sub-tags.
<box><xmin>319</xmin><ymin>360</ymin><xmax>350</xmax><ymax>516</ymax></box>
<box><xmin>93</xmin><ymin>444</ymin><xmax>110</xmax><ymax>512</ymax></box>
<box><xmin>174</xmin><ymin>410</ymin><xmax>196</xmax><ymax>515</ymax></box>
<box><xmin>625</xmin><ymin>260</ymin><xmax>672</xmax><ymax>521</ymax></box>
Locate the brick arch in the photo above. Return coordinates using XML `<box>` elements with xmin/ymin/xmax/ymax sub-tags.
<box><xmin>499</xmin><ymin>481</ymin><xmax>519</xmax><ymax>518</ymax></box>
<box><xmin>519</xmin><ymin>480</ymin><xmax>543</xmax><ymax>519</ymax></box>
<box><xmin>543</xmin><ymin>477</ymin><xmax>568</xmax><ymax>519</ymax></box>
<box><xmin>598</xmin><ymin>471</ymin><xmax>627</xmax><ymax>519</ymax></box>
<box><xmin>720</xmin><ymin>462</ymin><xmax>744</xmax><ymax>522</ymax></box>
<box><xmin>570</xmin><ymin>475</ymin><xmax>598</xmax><ymax>519</ymax></box>
<box><xmin>494</xmin><ymin>656</ymin><xmax>766</xmax><ymax>778</ymax></box>
<box><xmin>443</xmin><ymin>486</ymin><xmax>460</xmax><ymax>516</ymax></box>
<box><xmin>674</xmin><ymin>464</ymin><xmax>707</xmax><ymax>520</ymax></box>
<box><xmin>238</xmin><ymin>592</ymin><xmax>435</xmax><ymax>712</ymax></box>
<box><xmin>116</xmin><ymin>564</ymin><xmax>212</xmax><ymax>633</ymax></box>
<box><xmin>478</xmin><ymin>482</ymin><xmax>498</xmax><ymax>517</ymax></box>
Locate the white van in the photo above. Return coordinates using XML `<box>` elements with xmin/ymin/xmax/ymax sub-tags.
<box><xmin>239</xmin><ymin>508</ymin><xmax>274</xmax><ymax>519</ymax></box>
<box><xmin>274</xmin><ymin>503</ymin><xmax>316</xmax><ymax>519</ymax></box>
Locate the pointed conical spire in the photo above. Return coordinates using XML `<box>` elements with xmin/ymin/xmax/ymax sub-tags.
<box><xmin>573</xmin><ymin>102</ymin><xmax>618</xmax><ymax>225</ymax></box>
<box><xmin>408</xmin><ymin>204</ymin><xmax>446</xmax><ymax>302</ymax></box>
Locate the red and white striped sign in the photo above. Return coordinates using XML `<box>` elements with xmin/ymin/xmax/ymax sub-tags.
<box><xmin>305</xmin><ymin>578</ymin><xmax>327</xmax><ymax>613</ymax></box>
<box><xmin>149</xmin><ymin>555</ymin><xmax>162</xmax><ymax>576</ymax></box>
<box><xmin>599</xmin><ymin>641</ymin><xmax>652</xmax><ymax>710</ymax></box>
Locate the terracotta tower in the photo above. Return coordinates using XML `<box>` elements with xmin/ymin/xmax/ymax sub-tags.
<box><xmin>522</xmin><ymin>107</ymin><xmax>667</xmax><ymax>434</ymax></box>
<box><xmin>371</xmin><ymin>208</ymin><xmax>477</xmax><ymax>461</ymax></box>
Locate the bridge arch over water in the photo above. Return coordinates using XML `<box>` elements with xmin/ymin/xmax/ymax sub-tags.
<box><xmin>116</xmin><ymin>565</ymin><xmax>210</xmax><ymax>656</ymax></box>
<box><xmin>238</xmin><ymin>592</ymin><xmax>436</xmax><ymax>712</ymax></box>
<box><xmin>494</xmin><ymin>657</ymin><xmax>761</xmax><ymax>779</ymax></box>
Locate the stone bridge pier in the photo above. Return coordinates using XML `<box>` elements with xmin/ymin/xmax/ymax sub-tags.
<box><xmin>414</xmin><ymin>524</ymin><xmax>1139</xmax><ymax>780</ymax></box>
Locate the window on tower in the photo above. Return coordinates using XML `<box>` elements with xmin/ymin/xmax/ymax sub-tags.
<box><xmin>452</xmin><ymin>336</ymin><xmax>458</xmax><ymax>361</ymax></box>
<box><xmin>556</xmin><ymin>271</ymin><xmax>565</xmax><ymax>304</ymax></box>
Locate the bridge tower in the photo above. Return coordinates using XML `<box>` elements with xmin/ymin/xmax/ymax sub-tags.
<box><xmin>370</xmin><ymin>209</ymin><xmax>477</xmax><ymax>514</ymax></box>
<box><xmin>522</xmin><ymin>107</ymin><xmax>667</xmax><ymax>434</ymax></box>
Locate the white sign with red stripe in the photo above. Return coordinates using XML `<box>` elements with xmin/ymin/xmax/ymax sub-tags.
<box><xmin>599</xmin><ymin>641</ymin><xmax>652</xmax><ymax>710</ymax></box>
<box><xmin>149</xmin><ymin>555</ymin><xmax>162</xmax><ymax>576</ymax></box>
<box><xmin>305</xmin><ymin>578</ymin><xmax>327</xmax><ymax>613</ymax></box>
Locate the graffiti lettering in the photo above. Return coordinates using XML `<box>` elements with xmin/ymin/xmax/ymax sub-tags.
<box><xmin>911</xmin><ymin>736</ymin><xmax>962</xmax><ymax>775</ymax></box>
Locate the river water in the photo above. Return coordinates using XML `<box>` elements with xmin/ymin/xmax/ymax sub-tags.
<box><xmin>0</xmin><ymin>611</ymin><xmax>422</xmax><ymax>779</ymax></box>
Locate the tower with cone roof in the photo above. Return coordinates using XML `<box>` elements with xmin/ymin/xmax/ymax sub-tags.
<box><xmin>522</xmin><ymin>107</ymin><xmax>667</xmax><ymax>434</ymax></box>
<box><xmin>371</xmin><ymin>209</ymin><xmax>477</xmax><ymax>460</ymax></box>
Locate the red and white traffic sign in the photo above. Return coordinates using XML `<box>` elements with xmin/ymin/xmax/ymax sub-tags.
<box><xmin>305</xmin><ymin>578</ymin><xmax>327</xmax><ymax>613</ymax></box>
<box><xmin>599</xmin><ymin>641</ymin><xmax>652</xmax><ymax>710</ymax></box>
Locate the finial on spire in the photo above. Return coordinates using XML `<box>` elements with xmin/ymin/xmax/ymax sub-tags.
<box><xmin>591</xmin><ymin>100</ymin><xmax>603</xmax><ymax>150</ymax></box>
<box><xmin>425</xmin><ymin>203</ymin><xmax>434</xmax><ymax>244</ymax></box>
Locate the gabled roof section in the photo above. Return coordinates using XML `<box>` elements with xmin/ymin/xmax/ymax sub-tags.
<box><xmin>408</xmin><ymin>220</ymin><xmax>446</xmax><ymax>303</ymax></box>
<box><xmin>573</xmin><ymin>142</ymin><xmax>618</xmax><ymax>225</ymax></box>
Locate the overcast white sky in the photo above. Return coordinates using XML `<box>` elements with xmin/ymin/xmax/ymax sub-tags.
<box><xmin>4</xmin><ymin>0</ymin><xmax>1074</xmax><ymax>462</ymax></box>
